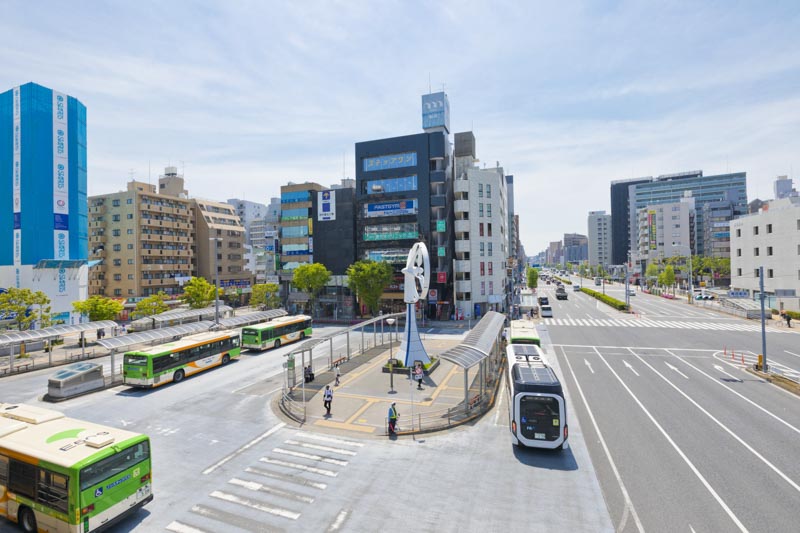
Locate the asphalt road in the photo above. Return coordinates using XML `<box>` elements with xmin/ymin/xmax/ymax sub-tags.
<box><xmin>541</xmin><ymin>277</ymin><xmax>800</xmax><ymax>532</ymax></box>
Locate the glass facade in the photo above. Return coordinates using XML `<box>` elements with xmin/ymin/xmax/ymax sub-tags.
<box><xmin>363</xmin><ymin>222</ymin><xmax>418</xmax><ymax>241</ymax></box>
<box><xmin>281</xmin><ymin>191</ymin><xmax>310</xmax><ymax>203</ymax></box>
<box><xmin>363</xmin><ymin>175</ymin><xmax>418</xmax><ymax>195</ymax></box>
<box><xmin>281</xmin><ymin>207</ymin><xmax>308</xmax><ymax>220</ymax></box>
<box><xmin>362</xmin><ymin>152</ymin><xmax>417</xmax><ymax>172</ymax></box>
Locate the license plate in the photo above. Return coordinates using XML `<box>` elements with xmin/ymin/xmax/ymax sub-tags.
<box><xmin>535</xmin><ymin>432</ymin><xmax>545</xmax><ymax>440</ymax></box>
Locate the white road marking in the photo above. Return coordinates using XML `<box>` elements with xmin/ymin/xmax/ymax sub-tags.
<box><xmin>785</xmin><ymin>350</ymin><xmax>800</xmax><ymax>359</ymax></box>
<box><xmin>284</xmin><ymin>439</ymin><xmax>358</xmax><ymax>456</ymax></box>
<box><xmin>260</xmin><ymin>457</ymin><xmax>338</xmax><ymax>477</ymax></box>
<box><xmin>665</xmin><ymin>362</ymin><xmax>689</xmax><ymax>379</ymax></box>
<box><xmin>623</xmin><ymin>360</ymin><xmax>639</xmax><ymax>376</ymax></box>
<box><xmin>298</xmin><ymin>432</ymin><xmax>365</xmax><ymax>447</ymax></box>
<box><xmin>272</xmin><ymin>447</ymin><xmax>349</xmax><ymax>466</ymax></box>
<box><xmin>245</xmin><ymin>466</ymin><xmax>328</xmax><ymax>490</ymax></box>
<box><xmin>228</xmin><ymin>477</ymin><xmax>315</xmax><ymax>503</ymax></box>
<box><xmin>594</xmin><ymin>348</ymin><xmax>748</xmax><ymax>532</ymax></box>
<box><xmin>563</xmin><ymin>350</ymin><xmax>644</xmax><ymax>533</ymax></box>
<box><xmin>202</xmin><ymin>422</ymin><xmax>286</xmax><ymax>475</ymax></box>
<box><xmin>327</xmin><ymin>509</ymin><xmax>350</xmax><ymax>532</ymax></box>
<box><xmin>209</xmin><ymin>490</ymin><xmax>301</xmax><ymax>520</ymax></box>
<box><xmin>166</xmin><ymin>521</ymin><xmax>209</xmax><ymax>533</ymax></box>
<box><xmin>712</xmin><ymin>364</ymin><xmax>742</xmax><ymax>382</ymax></box>
<box><xmin>630</xmin><ymin>350</ymin><xmax>800</xmax><ymax>495</ymax></box>
<box><xmin>584</xmin><ymin>359</ymin><xmax>594</xmax><ymax>374</ymax></box>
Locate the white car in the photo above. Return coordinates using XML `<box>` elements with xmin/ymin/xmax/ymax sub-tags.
<box><xmin>540</xmin><ymin>305</ymin><xmax>553</xmax><ymax>318</ymax></box>
<box><xmin>628</xmin><ymin>288</ymin><xmax>636</xmax><ymax>296</ymax></box>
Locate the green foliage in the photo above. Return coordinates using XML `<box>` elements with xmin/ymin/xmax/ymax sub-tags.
<box><xmin>292</xmin><ymin>263</ymin><xmax>332</xmax><ymax>314</ymax></box>
<box><xmin>72</xmin><ymin>295</ymin><xmax>124</xmax><ymax>322</ymax></box>
<box><xmin>526</xmin><ymin>267</ymin><xmax>539</xmax><ymax>289</ymax></box>
<box><xmin>131</xmin><ymin>291</ymin><xmax>169</xmax><ymax>319</ymax></box>
<box><xmin>663</xmin><ymin>265</ymin><xmax>676</xmax><ymax>291</ymax></box>
<box><xmin>0</xmin><ymin>288</ymin><xmax>52</xmax><ymax>331</ymax></box>
<box><xmin>181</xmin><ymin>277</ymin><xmax>220</xmax><ymax>309</ymax></box>
<box><xmin>580</xmin><ymin>287</ymin><xmax>628</xmax><ymax>310</ymax></box>
<box><xmin>645</xmin><ymin>262</ymin><xmax>661</xmax><ymax>286</ymax></box>
<box><xmin>250</xmin><ymin>283</ymin><xmax>282</xmax><ymax>309</ymax></box>
<box><xmin>554</xmin><ymin>275</ymin><xmax>572</xmax><ymax>285</ymax></box>
<box><xmin>347</xmin><ymin>260</ymin><xmax>393</xmax><ymax>316</ymax></box>
<box><xmin>578</xmin><ymin>263</ymin><xmax>588</xmax><ymax>278</ymax></box>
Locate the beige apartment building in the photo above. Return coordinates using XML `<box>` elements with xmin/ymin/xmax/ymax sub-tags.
<box><xmin>192</xmin><ymin>197</ymin><xmax>250</xmax><ymax>293</ymax></box>
<box><xmin>88</xmin><ymin>179</ymin><xmax>194</xmax><ymax>298</ymax></box>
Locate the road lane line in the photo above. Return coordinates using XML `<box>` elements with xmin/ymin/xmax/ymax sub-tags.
<box><xmin>595</xmin><ymin>348</ymin><xmax>747</xmax><ymax>532</ymax></box>
<box><xmin>202</xmin><ymin>422</ymin><xmax>286</xmax><ymax>475</ymax></box>
<box><xmin>209</xmin><ymin>490</ymin><xmax>301</xmax><ymax>520</ymax></box>
<box><xmin>166</xmin><ymin>521</ymin><xmax>210</xmax><ymax>533</ymax></box>
<box><xmin>562</xmin><ymin>349</ymin><xmax>644</xmax><ymax>533</ymax></box>
<box><xmin>631</xmin><ymin>350</ymin><xmax>800</xmax><ymax>495</ymax></box>
<box><xmin>327</xmin><ymin>509</ymin><xmax>351</xmax><ymax>532</ymax></box>
<box><xmin>785</xmin><ymin>350</ymin><xmax>800</xmax><ymax>359</ymax></box>
<box><xmin>671</xmin><ymin>350</ymin><xmax>800</xmax><ymax>437</ymax></box>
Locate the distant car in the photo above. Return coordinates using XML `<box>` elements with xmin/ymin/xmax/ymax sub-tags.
<box><xmin>555</xmin><ymin>287</ymin><xmax>568</xmax><ymax>300</ymax></box>
<box><xmin>628</xmin><ymin>288</ymin><xmax>636</xmax><ymax>296</ymax></box>
<box><xmin>573</xmin><ymin>284</ymin><xmax>581</xmax><ymax>292</ymax></box>
<box><xmin>540</xmin><ymin>305</ymin><xmax>553</xmax><ymax>318</ymax></box>
<box><xmin>538</xmin><ymin>296</ymin><xmax>549</xmax><ymax>306</ymax></box>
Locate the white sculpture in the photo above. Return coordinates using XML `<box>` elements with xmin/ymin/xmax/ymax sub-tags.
<box><xmin>398</xmin><ymin>242</ymin><xmax>431</xmax><ymax>367</ymax></box>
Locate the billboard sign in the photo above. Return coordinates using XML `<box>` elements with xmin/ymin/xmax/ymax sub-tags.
<box><xmin>318</xmin><ymin>190</ymin><xmax>336</xmax><ymax>221</ymax></box>
<box><xmin>422</xmin><ymin>92</ymin><xmax>450</xmax><ymax>132</ymax></box>
<box><xmin>364</xmin><ymin>199</ymin><xmax>417</xmax><ymax>218</ymax></box>
<box><xmin>648</xmin><ymin>210</ymin><xmax>657</xmax><ymax>251</ymax></box>
<box><xmin>362</xmin><ymin>152</ymin><xmax>417</xmax><ymax>172</ymax></box>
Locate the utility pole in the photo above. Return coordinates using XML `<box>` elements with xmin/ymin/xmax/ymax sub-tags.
<box><xmin>759</xmin><ymin>266</ymin><xmax>768</xmax><ymax>371</ymax></box>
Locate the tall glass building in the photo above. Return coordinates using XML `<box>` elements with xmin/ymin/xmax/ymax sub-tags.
<box><xmin>0</xmin><ymin>82</ymin><xmax>88</xmax><ymax>268</ymax></box>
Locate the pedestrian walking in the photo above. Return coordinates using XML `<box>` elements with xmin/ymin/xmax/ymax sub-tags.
<box><xmin>414</xmin><ymin>364</ymin><xmax>424</xmax><ymax>390</ymax></box>
<box><xmin>323</xmin><ymin>385</ymin><xmax>333</xmax><ymax>415</ymax></box>
<box><xmin>786</xmin><ymin>313</ymin><xmax>793</xmax><ymax>328</ymax></box>
<box><xmin>334</xmin><ymin>364</ymin><xmax>341</xmax><ymax>386</ymax></box>
<box><xmin>388</xmin><ymin>402</ymin><xmax>399</xmax><ymax>435</ymax></box>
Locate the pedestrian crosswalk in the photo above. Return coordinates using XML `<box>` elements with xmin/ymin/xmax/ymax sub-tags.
<box><xmin>166</xmin><ymin>431</ymin><xmax>364</xmax><ymax>533</ymax></box>
<box><xmin>542</xmin><ymin>317</ymin><xmax>791</xmax><ymax>333</ymax></box>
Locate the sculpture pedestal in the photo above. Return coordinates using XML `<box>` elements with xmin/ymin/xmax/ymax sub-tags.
<box><xmin>397</xmin><ymin>303</ymin><xmax>431</xmax><ymax>368</ymax></box>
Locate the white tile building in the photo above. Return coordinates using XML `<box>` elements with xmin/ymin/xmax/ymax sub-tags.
<box><xmin>587</xmin><ymin>210</ymin><xmax>611</xmax><ymax>268</ymax></box>
<box><xmin>635</xmin><ymin>196</ymin><xmax>696</xmax><ymax>263</ymax></box>
<box><xmin>730</xmin><ymin>196</ymin><xmax>800</xmax><ymax>311</ymax></box>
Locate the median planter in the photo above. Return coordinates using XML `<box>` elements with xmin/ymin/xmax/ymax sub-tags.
<box><xmin>580</xmin><ymin>287</ymin><xmax>628</xmax><ymax>311</ymax></box>
<box><xmin>383</xmin><ymin>357</ymin><xmax>439</xmax><ymax>375</ymax></box>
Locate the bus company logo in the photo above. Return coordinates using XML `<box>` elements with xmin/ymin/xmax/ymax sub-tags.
<box><xmin>46</xmin><ymin>429</ymin><xmax>110</xmax><ymax>451</ymax></box>
<box><xmin>56</xmin><ymin>129</ymin><xmax>66</xmax><ymax>155</ymax></box>
<box><xmin>56</xmin><ymin>95</ymin><xmax>65</xmax><ymax>120</ymax></box>
<box><xmin>57</xmin><ymin>163</ymin><xmax>66</xmax><ymax>188</ymax></box>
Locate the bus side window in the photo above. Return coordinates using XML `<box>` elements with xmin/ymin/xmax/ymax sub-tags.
<box><xmin>9</xmin><ymin>459</ymin><xmax>37</xmax><ymax>499</ymax></box>
<box><xmin>0</xmin><ymin>455</ymin><xmax>8</xmax><ymax>485</ymax></box>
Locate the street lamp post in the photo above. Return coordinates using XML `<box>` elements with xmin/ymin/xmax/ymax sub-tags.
<box><xmin>209</xmin><ymin>238</ymin><xmax>222</xmax><ymax>325</ymax></box>
<box><xmin>386</xmin><ymin>318</ymin><xmax>396</xmax><ymax>393</ymax></box>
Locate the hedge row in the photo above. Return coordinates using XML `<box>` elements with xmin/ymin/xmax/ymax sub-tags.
<box><xmin>771</xmin><ymin>308</ymin><xmax>800</xmax><ymax>320</ymax></box>
<box><xmin>580</xmin><ymin>287</ymin><xmax>628</xmax><ymax>310</ymax></box>
<box><xmin>554</xmin><ymin>276</ymin><xmax>573</xmax><ymax>285</ymax></box>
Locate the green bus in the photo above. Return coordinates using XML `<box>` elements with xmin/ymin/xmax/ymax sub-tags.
<box><xmin>123</xmin><ymin>330</ymin><xmax>241</xmax><ymax>388</ymax></box>
<box><xmin>241</xmin><ymin>315</ymin><xmax>312</xmax><ymax>351</ymax></box>
<box><xmin>0</xmin><ymin>403</ymin><xmax>152</xmax><ymax>533</ymax></box>
<box><xmin>508</xmin><ymin>319</ymin><xmax>541</xmax><ymax>346</ymax></box>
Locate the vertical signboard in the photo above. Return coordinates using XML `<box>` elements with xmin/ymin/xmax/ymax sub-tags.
<box><xmin>318</xmin><ymin>190</ymin><xmax>336</xmax><ymax>221</ymax></box>
<box><xmin>422</xmin><ymin>92</ymin><xmax>450</xmax><ymax>133</ymax></box>
<box><xmin>53</xmin><ymin>91</ymin><xmax>69</xmax><ymax>259</ymax></box>
<box><xmin>648</xmin><ymin>210</ymin><xmax>657</xmax><ymax>251</ymax></box>
<box><xmin>12</xmin><ymin>86</ymin><xmax>22</xmax><ymax>286</ymax></box>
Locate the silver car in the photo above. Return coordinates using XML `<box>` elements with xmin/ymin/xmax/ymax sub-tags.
<box><xmin>540</xmin><ymin>305</ymin><xmax>553</xmax><ymax>318</ymax></box>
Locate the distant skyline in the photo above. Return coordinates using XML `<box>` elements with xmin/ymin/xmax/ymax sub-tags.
<box><xmin>2</xmin><ymin>1</ymin><xmax>798</xmax><ymax>254</ymax></box>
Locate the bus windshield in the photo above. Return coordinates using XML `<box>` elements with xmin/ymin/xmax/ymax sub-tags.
<box><xmin>80</xmin><ymin>441</ymin><xmax>150</xmax><ymax>491</ymax></box>
<box><xmin>125</xmin><ymin>355</ymin><xmax>148</xmax><ymax>366</ymax></box>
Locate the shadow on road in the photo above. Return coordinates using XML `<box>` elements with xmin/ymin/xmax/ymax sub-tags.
<box><xmin>512</xmin><ymin>443</ymin><xmax>578</xmax><ymax>471</ymax></box>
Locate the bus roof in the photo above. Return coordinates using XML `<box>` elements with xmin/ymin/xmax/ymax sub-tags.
<box><xmin>243</xmin><ymin>314</ymin><xmax>311</xmax><ymax>331</ymax></box>
<box><xmin>507</xmin><ymin>344</ymin><xmax>562</xmax><ymax>394</ymax></box>
<box><xmin>0</xmin><ymin>403</ymin><xmax>146</xmax><ymax>469</ymax></box>
<box><xmin>125</xmin><ymin>329</ymin><xmax>239</xmax><ymax>356</ymax></box>
<box><xmin>509</xmin><ymin>320</ymin><xmax>540</xmax><ymax>340</ymax></box>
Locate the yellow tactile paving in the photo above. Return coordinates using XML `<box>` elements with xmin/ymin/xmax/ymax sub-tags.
<box><xmin>314</xmin><ymin>419</ymin><xmax>376</xmax><ymax>433</ymax></box>
<box><xmin>346</xmin><ymin>399</ymin><xmax>378</xmax><ymax>424</ymax></box>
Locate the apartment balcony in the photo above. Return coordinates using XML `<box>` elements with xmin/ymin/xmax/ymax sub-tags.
<box><xmin>454</xmin><ymin>219</ymin><xmax>470</xmax><ymax>234</ymax></box>
<box><xmin>455</xmin><ymin>280</ymin><xmax>472</xmax><ymax>293</ymax></box>
<box><xmin>454</xmin><ymin>180</ymin><xmax>470</xmax><ymax>194</ymax></box>
<box><xmin>430</xmin><ymin>194</ymin><xmax>446</xmax><ymax>208</ymax></box>
<box><xmin>455</xmin><ymin>260</ymin><xmax>471</xmax><ymax>273</ymax></box>
<box><xmin>430</xmin><ymin>170</ymin><xmax>446</xmax><ymax>183</ymax></box>
<box><xmin>455</xmin><ymin>239</ymin><xmax>471</xmax><ymax>254</ymax></box>
<box><xmin>454</xmin><ymin>199</ymin><xmax>469</xmax><ymax>214</ymax></box>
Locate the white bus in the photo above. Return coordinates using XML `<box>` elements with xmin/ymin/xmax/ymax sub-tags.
<box><xmin>505</xmin><ymin>343</ymin><xmax>567</xmax><ymax>450</ymax></box>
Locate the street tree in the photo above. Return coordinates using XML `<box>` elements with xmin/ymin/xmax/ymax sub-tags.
<box><xmin>663</xmin><ymin>265</ymin><xmax>676</xmax><ymax>294</ymax></box>
<box><xmin>181</xmin><ymin>277</ymin><xmax>220</xmax><ymax>309</ymax></box>
<box><xmin>645</xmin><ymin>262</ymin><xmax>661</xmax><ymax>289</ymax></box>
<box><xmin>527</xmin><ymin>267</ymin><xmax>539</xmax><ymax>289</ymax></box>
<box><xmin>72</xmin><ymin>295</ymin><xmax>124</xmax><ymax>322</ymax></box>
<box><xmin>292</xmin><ymin>263</ymin><xmax>332</xmax><ymax>316</ymax></box>
<box><xmin>250</xmin><ymin>283</ymin><xmax>282</xmax><ymax>309</ymax></box>
<box><xmin>131</xmin><ymin>291</ymin><xmax>169</xmax><ymax>320</ymax></box>
<box><xmin>0</xmin><ymin>288</ymin><xmax>52</xmax><ymax>330</ymax></box>
<box><xmin>347</xmin><ymin>260</ymin><xmax>393</xmax><ymax>317</ymax></box>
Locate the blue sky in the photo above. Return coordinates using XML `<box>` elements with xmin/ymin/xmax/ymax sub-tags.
<box><xmin>2</xmin><ymin>0</ymin><xmax>799</xmax><ymax>254</ymax></box>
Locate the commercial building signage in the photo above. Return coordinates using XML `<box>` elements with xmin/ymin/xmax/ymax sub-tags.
<box><xmin>364</xmin><ymin>199</ymin><xmax>417</xmax><ymax>218</ymax></box>
<box><xmin>52</xmin><ymin>90</ymin><xmax>70</xmax><ymax>259</ymax></box>
<box><xmin>12</xmin><ymin>86</ymin><xmax>22</xmax><ymax>274</ymax></box>
<box><xmin>437</xmin><ymin>246</ymin><xmax>445</xmax><ymax>257</ymax></box>
<box><xmin>422</xmin><ymin>92</ymin><xmax>450</xmax><ymax>132</ymax></box>
<box><xmin>362</xmin><ymin>152</ymin><xmax>417</xmax><ymax>172</ymax></box>
<box><xmin>436</xmin><ymin>220</ymin><xmax>446</xmax><ymax>232</ymax></box>
<box><xmin>318</xmin><ymin>190</ymin><xmax>336</xmax><ymax>221</ymax></box>
<box><xmin>437</xmin><ymin>272</ymin><xmax>447</xmax><ymax>283</ymax></box>
<box><xmin>648</xmin><ymin>210</ymin><xmax>657</xmax><ymax>251</ymax></box>
<box><xmin>428</xmin><ymin>288</ymin><xmax>438</xmax><ymax>303</ymax></box>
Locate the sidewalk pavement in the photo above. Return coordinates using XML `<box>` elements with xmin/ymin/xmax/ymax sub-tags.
<box><xmin>282</xmin><ymin>337</ymin><xmax>489</xmax><ymax>438</ymax></box>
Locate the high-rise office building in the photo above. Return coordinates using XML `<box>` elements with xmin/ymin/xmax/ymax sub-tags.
<box><xmin>563</xmin><ymin>233</ymin><xmax>588</xmax><ymax>263</ymax></box>
<box><xmin>774</xmin><ymin>176</ymin><xmax>797</xmax><ymax>199</ymax></box>
<box><xmin>635</xmin><ymin>196</ymin><xmax>696</xmax><ymax>263</ymax></box>
<box><xmin>1</xmin><ymin>82</ymin><xmax>88</xmax><ymax>267</ymax></box>
<box><xmin>587</xmin><ymin>211</ymin><xmax>612</xmax><ymax>268</ymax></box>
<box><xmin>610</xmin><ymin>178</ymin><xmax>652</xmax><ymax>266</ymax></box>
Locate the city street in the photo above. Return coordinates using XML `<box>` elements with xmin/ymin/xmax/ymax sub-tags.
<box><xmin>540</xmin><ymin>279</ymin><xmax>800</xmax><ymax>532</ymax></box>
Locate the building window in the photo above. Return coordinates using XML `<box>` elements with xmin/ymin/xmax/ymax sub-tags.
<box><xmin>488</xmin><ymin>223</ymin><xmax>492</xmax><ymax>237</ymax></box>
<box><xmin>736</xmin><ymin>228</ymin><xmax>741</xmax><ymax>237</ymax></box>
<box><xmin>127</xmin><ymin>244</ymin><xmax>134</xmax><ymax>250</ymax></box>
<box><xmin>754</xmin><ymin>247</ymin><xmax>759</xmax><ymax>256</ymax></box>
<box><xmin>489</xmin><ymin>281</ymin><xmax>493</xmax><ymax>294</ymax></box>
<box><xmin>114</xmin><ymin>289</ymin><xmax>122</xmax><ymax>296</ymax></box>
<box><xmin>127</xmin><ymin>229</ymin><xmax>134</xmax><ymax>234</ymax></box>
<box><xmin>128</xmin><ymin>259</ymin><xmax>134</xmax><ymax>265</ymax></box>
<box><xmin>113</xmin><ymin>259</ymin><xmax>121</xmax><ymax>266</ymax></box>
<box><xmin>113</xmin><ymin>244</ymin><xmax>121</xmax><ymax>252</ymax></box>
<box><xmin>480</xmin><ymin>242</ymin><xmax>485</xmax><ymax>256</ymax></box>
<box><xmin>488</xmin><ymin>243</ymin><xmax>493</xmax><ymax>256</ymax></box>
<box><xmin>113</xmin><ymin>274</ymin><xmax>121</xmax><ymax>281</ymax></box>
<box><xmin>112</xmin><ymin>199</ymin><xmax>120</xmax><ymax>207</ymax></box>
<box><xmin>128</xmin><ymin>289</ymin><xmax>134</xmax><ymax>295</ymax></box>
<box><xmin>112</xmin><ymin>229</ymin><xmax>121</xmax><ymax>237</ymax></box>
<box><xmin>737</xmin><ymin>268</ymin><xmax>742</xmax><ymax>276</ymax></box>
<box><xmin>768</xmin><ymin>269</ymin><xmax>774</xmax><ymax>278</ymax></box>
<box><xmin>127</xmin><ymin>213</ymin><xmax>133</xmax><ymax>219</ymax></box>
<box><xmin>479</xmin><ymin>204</ymin><xmax>484</xmax><ymax>217</ymax></box>
<box><xmin>736</xmin><ymin>248</ymin><xmax>741</xmax><ymax>257</ymax></box>
<box><xmin>488</xmin><ymin>262</ymin><xmax>493</xmax><ymax>275</ymax></box>
<box><xmin>479</xmin><ymin>223</ymin><xmax>484</xmax><ymax>237</ymax></box>
<box><xmin>480</xmin><ymin>262</ymin><xmax>485</xmax><ymax>276</ymax></box>
<box><xmin>481</xmin><ymin>281</ymin><xmax>485</xmax><ymax>295</ymax></box>
<box><xmin>754</xmin><ymin>269</ymin><xmax>759</xmax><ymax>278</ymax></box>
<box><xmin>767</xmin><ymin>246</ymin><xmax>773</xmax><ymax>256</ymax></box>
<box><xmin>767</xmin><ymin>224</ymin><xmax>773</xmax><ymax>233</ymax></box>
<box><xmin>478</xmin><ymin>183</ymin><xmax>483</xmax><ymax>198</ymax></box>
<box><xmin>128</xmin><ymin>274</ymin><xmax>134</xmax><ymax>280</ymax></box>
<box><xmin>753</xmin><ymin>226</ymin><xmax>759</xmax><ymax>235</ymax></box>
<box><xmin>487</xmin><ymin>204</ymin><xmax>492</xmax><ymax>218</ymax></box>
<box><xmin>127</xmin><ymin>198</ymin><xmax>133</xmax><ymax>204</ymax></box>
<box><xmin>486</xmin><ymin>184</ymin><xmax>491</xmax><ymax>199</ymax></box>
<box><xmin>112</xmin><ymin>214</ymin><xmax>120</xmax><ymax>222</ymax></box>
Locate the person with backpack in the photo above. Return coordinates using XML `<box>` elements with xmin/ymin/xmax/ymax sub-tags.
<box><xmin>323</xmin><ymin>385</ymin><xmax>333</xmax><ymax>415</ymax></box>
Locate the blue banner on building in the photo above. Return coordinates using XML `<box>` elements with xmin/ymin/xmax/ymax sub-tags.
<box><xmin>362</xmin><ymin>152</ymin><xmax>417</xmax><ymax>172</ymax></box>
<box><xmin>364</xmin><ymin>199</ymin><xmax>418</xmax><ymax>218</ymax></box>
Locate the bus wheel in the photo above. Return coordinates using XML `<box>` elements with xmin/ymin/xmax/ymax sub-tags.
<box><xmin>222</xmin><ymin>354</ymin><xmax>230</xmax><ymax>365</ymax></box>
<box><xmin>274</xmin><ymin>339</ymin><xmax>281</xmax><ymax>349</ymax></box>
<box><xmin>173</xmin><ymin>369</ymin><xmax>185</xmax><ymax>383</ymax></box>
<box><xmin>19</xmin><ymin>507</ymin><xmax>37</xmax><ymax>533</ymax></box>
